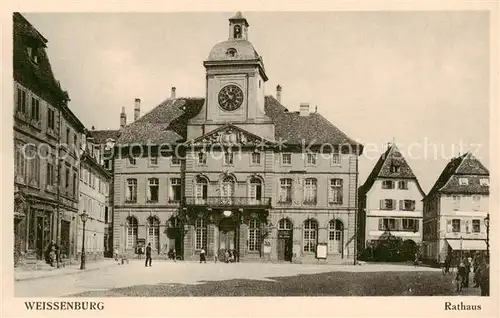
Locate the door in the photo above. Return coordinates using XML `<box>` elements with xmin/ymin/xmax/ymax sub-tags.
<box><xmin>277</xmin><ymin>238</ymin><xmax>286</xmax><ymax>261</ymax></box>
<box><xmin>60</xmin><ymin>220</ymin><xmax>70</xmax><ymax>259</ymax></box>
<box><xmin>219</xmin><ymin>218</ymin><xmax>236</xmax><ymax>252</ymax></box>
<box><xmin>36</xmin><ymin>216</ymin><xmax>44</xmax><ymax>259</ymax></box>
<box><xmin>284</xmin><ymin>238</ymin><xmax>292</xmax><ymax>262</ymax></box>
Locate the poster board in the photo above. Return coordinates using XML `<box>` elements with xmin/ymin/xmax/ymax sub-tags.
<box><xmin>316</xmin><ymin>243</ymin><xmax>327</xmax><ymax>259</ymax></box>
<box><xmin>263</xmin><ymin>239</ymin><xmax>271</xmax><ymax>254</ymax></box>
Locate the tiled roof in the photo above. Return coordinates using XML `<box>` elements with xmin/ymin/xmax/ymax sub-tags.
<box><xmin>117</xmin><ymin>98</ymin><xmax>204</xmax><ymax>145</ymax></box>
<box><xmin>359</xmin><ymin>143</ymin><xmax>423</xmax><ymax>195</ymax></box>
<box><xmin>116</xmin><ymin>95</ymin><xmax>363</xmax><ymax>154</ymax></box>
<box><xmin>89</xmin><ymin>130</ymin><xmax>121</xmax><ymax>144</ymax></box>
<box><xmin>13</xmin><ymin>13</ymin><xmax>67</xmax><ymax>106</ymax></box>
<box><xmin>425</xmin><ymin>152</ymin><xmax>489</xmax><ymax>199</ymax></box>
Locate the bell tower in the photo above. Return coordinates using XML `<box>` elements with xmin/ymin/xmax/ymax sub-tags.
<box><xmin>188</xmin><ymin>12</ymin><xmax>274</xmax><ymax>141</ymax></box>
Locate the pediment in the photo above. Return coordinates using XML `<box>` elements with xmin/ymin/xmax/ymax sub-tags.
<box><xmin>186</xmin><ymin>124</ymin><xmax>276</xmax><ymax>148</ymax></box>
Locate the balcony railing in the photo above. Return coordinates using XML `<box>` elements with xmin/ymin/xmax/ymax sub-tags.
<box><xmin>184</xmin><ymin>196</ymin><xmax>271</xmax><ymax>207</ymax></box>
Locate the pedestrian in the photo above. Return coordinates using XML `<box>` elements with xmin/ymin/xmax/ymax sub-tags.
<box><xmin>145</xmin><ymin>243</ymin><xmax>152</xmax><ymax>267</ymax></box>
<box><xmin>114</xmin><ymin>247</ymin><xmax>119</xmax><ymax>262</ymax></box>
<box><xmin>456</xmin><ymin>261</ymin><xmax>466</xmax><ymax>292</ymax></box>
<box><xmin>214</xmin><ymin>250</ymin><xmax>218</xmax><ymax>263</ymax></box>
<box><xmin>463</xmin><ymin>256</ymin><xmax>471</xmax><ymax>287</ymax></box>
<box><xmin>200</xmin><ymin>248</ymin><xmax>206</xmax><ymax>263</ymax></box>
<box><xmin>478</xmin><ymin>255</ymin><xmax>490</xmax><ymax>296</ymax></box>
<box><xmin>172</xmin><ymin>249</ymin><xmax>177</xmax><ymax>262</ymax></box>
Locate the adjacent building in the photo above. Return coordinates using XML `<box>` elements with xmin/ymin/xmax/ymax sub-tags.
<box><xmin>77</xmin><ymin>134</ymin><xmax>112</xmax><ymax>261</ymax></box>
<box><xmin>422</xmin><ymin>152</ymin><xmax>489</xmax><ymax>264</ymax></box>
<box><xmin>13</xmin><ymin>12</ymin><xmax>85</xmax><ymax>264</ymax></box>
<box><xmin>358</xmin><ymin>143</ymin><xmax>425</xmax><ymax>259</ymax></box>
<box><xmin>112</xmin><ymin>12</ymin><xmax>363</xmax><ymax>264</ymax></box>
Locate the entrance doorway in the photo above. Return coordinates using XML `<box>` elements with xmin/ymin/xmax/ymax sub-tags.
<box><xmin>277</xmin><ymin>218</ymin><xmax>293</xmax><ymax>262</ymax></box>
<box><xmin>167</xmin><ymin>217</ymin><xmax>184</xmax><ymax>259</ymax></box>
<box><xmin>219</xmin><ymin>217</ymin><xmax>236</xmax><ymax>252</ymax></box>
<box><xmin>60</xmin><ymin>220</ymin><xmax>71</xmax><ymax>259</ymax></box>
<box><xmin>36</xmin><ymin>216</ymin><xmax>44</xmax><ymax>259</ymax></box>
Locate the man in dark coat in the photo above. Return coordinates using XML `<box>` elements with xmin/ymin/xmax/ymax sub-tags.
<box><xmin>145</xmin><ymin>243</ymin><xmax>152</xmax><ymax>267</ymax></box>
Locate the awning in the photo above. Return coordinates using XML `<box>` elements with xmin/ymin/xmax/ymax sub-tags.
<box><xmin>446</xmin><ymin>239</ymin><xmax>487</xmax><ymax>251</ymax></box>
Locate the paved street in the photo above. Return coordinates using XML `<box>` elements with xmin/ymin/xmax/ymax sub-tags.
<box><xmin>14</xmin><ymin>260</ymin><xmax>482</xmax><ymax>297</ymax></box>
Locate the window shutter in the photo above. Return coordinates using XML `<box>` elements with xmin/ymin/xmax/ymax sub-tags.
<box><xmin>147</xmin><ymin>182</ymin><xmax>152</xmax><ymax>201</ymax></box>
<box><xmin>460</xmin><ymin>219</ymin><xmax>465</xmax><ymax>233</ymax></box>
<box><xmin>399</xmin><ymin>200</ymin><xmax>403</xmax><ymax>211</ymax></box>
<box><xmin>446</xmin><ymin>220</ymin><xmax>452</xmax><ymax>233</ymax></box>
<box><xmin>380</xmin><ymin>199</ymin><xmax>384</xmax><ymax>210</ymax></box>
<box><xmin>414</xmin><ymin>220</ymin><xmax>419</xmax><ymax>232</ymax></box>
<box><xmin>378</xmin><ymin>218</ymin><xmax>384</xmax><ymax>230</ymax></box>
<box><xmin>395</xmin><ymin>219</ymin><xmax>402</xmax><ymax>231</ymax></box>
<box><xmin>392</xmin><ymin>200</ymin><xmax>397</xmax><ymax>210</ymax></box>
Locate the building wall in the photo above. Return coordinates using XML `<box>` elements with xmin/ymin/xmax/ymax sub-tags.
<box><xmin>363</xmin><ymin>179</ymin><xmax>423</xmax><ymax>245</ymax></box>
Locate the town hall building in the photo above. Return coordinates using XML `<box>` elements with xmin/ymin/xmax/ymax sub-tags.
<box><xmin>112</xmin><ymin>12</ymin><xmax>363</xmax><ymax>264</ymax></box>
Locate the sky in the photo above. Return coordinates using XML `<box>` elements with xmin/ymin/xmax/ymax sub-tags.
<box><xmin>22</xmin><ymin>11</ymin><xmax>490</xmax><ymax>192</ymax></box>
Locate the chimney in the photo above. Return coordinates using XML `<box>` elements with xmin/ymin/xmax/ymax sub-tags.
<box><xmin>134</xmin><ymin>98</ymin><xmax>141</xmax><ymax>121</ymax></box>
<box><xmin>299</xmin><ymin>103</ymin><xmax>310</xmax><ymax>116</ymax></box>
<box><xmin>276</xmin><ymin>85</ymin><xmax>282</xmax><ymax>103</ymax></box>
<box><xmin>171</xmin><ymin>87</ymin><xmax>176</xmax><ymax>98</ymax></box>
<box><xmin>120</xmin><ymin>106</ymin><xmax>126</xmax><ymax>128</ymax></box>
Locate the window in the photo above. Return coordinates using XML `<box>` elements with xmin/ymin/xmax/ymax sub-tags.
<box><xmin>303</xmin><ymin>178</ymin><xmax>317</xmax><ymax>203</ymax></box>
<box><xmin>73</xmin><ymin>134</ymin><xmax>77</xmax><ymax>147</ymax></box>
<box><xmin>452</xmin><ymin>195</ymin><xmax>460</xmax><ymax>211</ymax></box>
<box><xmin>17</xmin><ymin>88</ymin><xmax>27</xmax><ymax>114</ymax></box>
<box><xmin>480</xmin><ymin>179</ymin><xmax>489</xmax><ymax>186</ymax></box>
<box><xmin>380</xmin><ymin>218</ymin><xmax>396</xmax><ymax>231</ymax></box>
<box><xmin>278</xmin><ymin>218</ymin><xmax>293</xmax><ymax>230</ymax></box>
<box><xmin>221</xmin><ymin>176</ymin><xmax>235</xmax><ymax>203</ymax></box>
<box><xmin>26</xmin><ymin>146</ymin><xmax>40</xmax><ymax>187</ymax></box>
<box><xmin>402</xmin><ymin>219</ymin><xmax>418</xmax><ymax>231</ymax></box>
<box><xmin>171</xmin><ymin>157</ymin><xmax>181</xmax><ymax>165</ymax></box>
<box><xmin>46</xmin><ymin>162</ymin><xmax>54</xmax><ymax>187</ymax></box>
<box><xmin>390</xmin><ymin>164</ymin><xmax>400</xmax><ymax>173</ymax></box>
<box><xmin>329</xmin><ymin>179</ymin><xmax>343</xmax><ymax>204</ymax></box>
<box><xmin>126</xmin><ymin>179</ymin><xmax>137</xmax><ymax>202</ymax></box>
<box><xmin>400</xmin><ymin>200</ymin><xmax>416</xmax><ymax>211</ymax></box>
<box><xmin>279</xmin><ymin>178</ymin><xmax>292</xmax><ymax>202</ymax></box>
<box><xmin>459</xmin><ymin>178</ymin><xmax>469</xmax><ymax>186</ymax></box>
<box><xmin>150</xmin><ymin>156</ymin><xmax>158</xmax><ymax>166</ymax></box>
<box><xmin>303</xmin><ymin>219</ymin><xmax>318</xmax><ymax>252</ymax></box>
<box><xmin>65</xmin><ymin>165</ymin><xmax>70</xmax><ymax>191</ymax></box>
<box><xmin>248</xmin><ymin>219</ymin><xmax>261</xmax><ymax>252</ymax></box>
<box><xmin>249</xmin><ymin>177</ymin><xmax>262</xmax><ymax>203</ymax></box>
<box><xmin>227</xmin><ymin>48</ymin><xmax>237</xmax><ymax>57</ymax></box>
<box><xmin>30</xmin><ymin>97</ymin><xmax>40</xmax><ymax>121</ymax></box>
<box><xmin>66</xmin><ymin>128</ymin><xmax>70</xmax><ymax>144</ymax></box>
<box><xmin>195</xmin><ymin>218</ymin><xmax>207</xmax><ymax>250</ymax></box>
<box><xmin>331</xmin><ymin>153</ymin><xmax>341</xmax><ymax>165</ymax></box>
<box><xmin>472</xmin><ymin>219</ymin><xmax>481</xmax><ymax>233</ymax></box>
<box><xmin>128</xmin><ymin>156</ymin><xmax>136</xmax><ymax>166</ymax></box>
<box><xmin>198</xmin><ymin>152</ymin><xmax>207</xmax><ymax>164</ymax></box>
<box><xmin>169</xmin><ymin>178</ymin><xmax>182</xmax><ymax>202</ymax></box>
<box><xmin>72</xmin><ymin>169</ymin><xmax>77</xmax><ymax>197</ymax></box>
<box><xmin>224</xmin><ymin>151</ymin><xmax>234</xmax><ymax>165</ymax></box>
<box><xmin>147</xmin><ymin>217</ymin><xmax>160</xmax><ymax>252</ymax></box>
<box><xmin>328</xmin><ymin>220</ymin><xmax>343</xmax><ymax>254</ymax></box>
<box><xmin>195</xmin><ymin>176</ymin><xmax>208</xmax><ymax>204</ymax></box>
<box><xmin>472</xmin><ymin>195</ymin><xmax>481</xmax><ymax>211</ymax></box>
<box><xmin>105</xmin><ymin>207</ymin><xmax>109</xmax><ymax>224</ymax></box>
<box><xmin>382</xmin><ymin>180</ymin><xmax>395</xmax><ymax>189</ymax></box>
<box><xmin>306</xmin><ymin>153</ymin><xmax>317</xmax><ymax>165</ymax></box>
<box><xmin>14</xmin><ymin>144</ymin><xmax>27</xmax><ymax>183</ymax></box>
<box><xmin>398</xmin><ymin>181</ymin><xmax>408</xmax><ymax>190</ymax></box>
<box><xmin>126</xmin><ymin>217</ymin><xmax>138</xmax><ymax>249</ymax></box>
<box><xmin>47</xmin><ymin>108</ymin><xmax>55</xmax><ymax>130</ymax></box>
<box><xmin>452</xmin><ymin>219</ymin><xmax>461</xmax><ymax>233</ymax></box>
<box><xmin>148</xmin><ymin>178</ymin><xmax>159</xmax><ymax>202</ymax></box>
<box><xmin>27</xmin><ymin>46</ymin><xmax>39</xmax><ymax>64</ymax></box>
<box><xmin>281</xmin><ymin>153</ymin><xmax>291</xmax><ymax>165</ymax></box>
<box><xmin>251</xmin><ymin>152</ymin><xmax>261</xmax><ymax>165</ymax></box>
<box><xmin>104</xmin><ymin>159</ymin><xmax>111</xmax><ymax>170</ymax></box>
<box><xmin>380</xmin><ymin>199</ymin><xmax>396</xmax><ymax>210</ymax></box>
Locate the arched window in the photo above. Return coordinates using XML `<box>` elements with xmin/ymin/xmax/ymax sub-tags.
<box><xmin>328</xmin><ymin>219</ymin><xmax>344</xmax><ymax>255</ymax></box>
<box><xmin>234</xmin><ymin>25</ymin><xmax>242</xmax><ymax>38</ymax></box>
<box><xmin>249</xmin><ymin>177</ymin><xmax>262</xmax><ymax>204</ymax></box>
<box><xmin>147</xmin><ymin>217</ymin><xmax>160</xmax><ymax>252</ymax></box>
<box><xmin>303</xmin><ymin>219</ymin><xmax>318</xmax><ymax>252</ymax></box>
<box><xmin>195</xmin><ymin>176</ymin><xmax>208</xmax><ymax>204</ymax></box>
<box><xmin>278</xmin><ymin>218</ymin><xmax>293</xmax><ymax>230</ymax></box>
<box><xmin>126</xmin><ymin>217</ymin><xmax>138</xmax><ymax>249</ymax></box>
<box><xmin>248</xmin><ymin>219</ymin><xmax>261</xmax><ymax>252</ymax></box>
<box><xmin>221</xmin><ymin>176</ymin><xmax>235</xmax><ymax>204</ymax></box>
<box><xmin>195</xmin><ymin>218</ymin><xmax>207</xmax><ymax>250</ymax></box>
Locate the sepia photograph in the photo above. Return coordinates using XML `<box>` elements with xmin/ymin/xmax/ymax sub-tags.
<box><xmin>3</xmin><ymin>2</ymin><xmax>498</xmax><ymax>317</ymax></box>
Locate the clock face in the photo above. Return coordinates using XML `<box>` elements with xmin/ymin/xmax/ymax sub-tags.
<box><xmin>218</xmin><ymin>84</ymin><xmax>244</xmax><ymax>111</ymax></box>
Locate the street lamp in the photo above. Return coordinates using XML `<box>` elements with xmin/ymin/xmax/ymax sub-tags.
<box><xmin>484</xmin><ymin>214</ymin><xmax>490</xmax><ymax>257</ymax></box>
<box><xmin>80</xmin><ymin>210</ymin><xmax>88</xmax><ymax>270</ymax></box>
